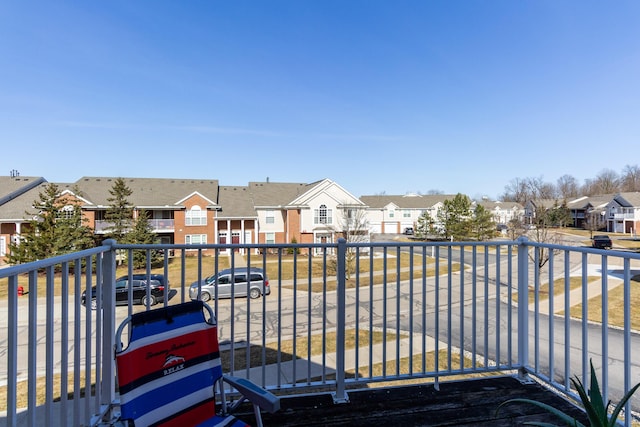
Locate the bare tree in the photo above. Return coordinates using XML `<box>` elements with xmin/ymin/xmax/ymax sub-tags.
<box><xmin>556</xmin><ymin>174</ymin><xmax>579</xmax><ymax>200</ymax></box>
<box><xmin>620</xmin><ymin>164</ymin><xmax>640</xmax><ymax>192</ymax></box>
<box><xmin>528</xmin><ymin>204</ymin><xmax>562</xmax><ymax>271</ymax></box>
<box><xmin>592</xmin><ymin>169</ymin><xmax>620</xmax><ymax>194</ymax></box>
<box><xmin>501</xmin><ymin>177</ymin><xmax>530</xmax><ymax>204</ymax></box>
<box><xmin>583</xmin><ymin>210</ymin><xmax>605</xmax><ymax>238</ymax></box>
<box><xmin>501</xmin><ymin>176</ymin><xmax>556</xmax><ymax>204</ymax></box>
<box><xmin>331</xmin><ymin>204</ymin><xmax>370</xmax><ymax>280</ymax></box>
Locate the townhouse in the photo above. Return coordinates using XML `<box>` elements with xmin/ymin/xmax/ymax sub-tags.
<box><xmin>0</xmin><ymin>176</ymin><xmax>48</xmax><ymax>260</ymax></box>
<box><xmin>0</xmin><ymin>176</ymin><xmax>366</xmax><ymax>260</ymax></box>
<box><xmin>606</xmin><ymin>192</ymin><xmax>640</xmax><ymax>235</ymax></box>
<box><xmin>359</xmin><ymin>193</ymin><xmax>454</xmax><ymax>234</ymax></box>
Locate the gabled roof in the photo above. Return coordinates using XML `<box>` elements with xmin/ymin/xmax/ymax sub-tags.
<box><xmin>614</xmin><ymin>192</ymin><xmax>640</xmax><ymax>207</ymax></box>
<box><xmin>0</xmin><ymin>176</ymin><xmax>47</xmax><ymax>206</ymax></box>
<box><xmin>217</xmin><ymin>186</ymin><xmax>257</xmax><ymax>218</ymax></box>
<box><xmin>70</xmin><ymin>177</ymin><xmax>220</xmax><ymax>208</ymax></box>
<box><xmin>359</xmin><ymin>194</ymin><xmax>458</xmax><ymax>209</ymax></box>
<box><xmin>288</xmin><ymin>179</ymin><xmax>365</xmax><ymax>208</ymax></box>
<box><xmin>567</xmin><ymin>194</ymin><xmax>614</xmax><ymax>210</ymax></box>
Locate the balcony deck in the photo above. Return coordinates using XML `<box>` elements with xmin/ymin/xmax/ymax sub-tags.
<box><xmin>2</xmin><ymin>239</ymin><xmax>639</xmax><ymax>427</ymax></box>
<box><xmin>239</xmin><ymin>376</ymin><xmax>588</xmax><ymax>426</ymax></box>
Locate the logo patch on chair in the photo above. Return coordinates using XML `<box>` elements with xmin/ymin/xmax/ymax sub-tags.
<box><xmin>163</xmin><ymin>354</ymin><xmax>186</xmax><ymax>375</ymax></box>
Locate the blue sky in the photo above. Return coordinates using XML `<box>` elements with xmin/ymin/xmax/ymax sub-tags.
<box><xmin>1</xmin><ymin>1</ymin><xmax>639</xmax><ymax>200</ymax></box>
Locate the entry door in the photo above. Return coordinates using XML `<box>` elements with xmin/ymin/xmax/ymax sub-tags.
<box><xmin>315</xmin><ymin>233</ymin><xmax>333</xmax><ymax>255</ymax></box>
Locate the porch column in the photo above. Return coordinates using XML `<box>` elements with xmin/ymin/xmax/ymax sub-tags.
<box><xmin>240</xmin><ymin>219</ymin><xmax>245</xmax><ymax>255</ymax></box>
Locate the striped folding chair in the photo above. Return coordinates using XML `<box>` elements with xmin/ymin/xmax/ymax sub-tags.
<box><xmin>115</xmin><ymin>300</ymin><xmax>280</xmax><ymax>427</ymax></box>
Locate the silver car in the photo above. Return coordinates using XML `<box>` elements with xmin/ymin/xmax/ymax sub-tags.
<box><xmin>189</xmin><ymin>267</ymin><xmax>270</xmax><ymax>301</ymax></box>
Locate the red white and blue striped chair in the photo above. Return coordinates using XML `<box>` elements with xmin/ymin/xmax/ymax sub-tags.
<box><xmin>115</xmin><ymin>300</ymin><xmax>280</xmax><ymax>427</ymax></box>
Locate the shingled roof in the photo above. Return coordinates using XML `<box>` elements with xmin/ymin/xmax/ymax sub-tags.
<box><xmin>0</xmin><ymin>176</ymin><xmax>46</xmax><ymax>206</ymax></box>
<box><xmin>70</xmin><ymin>177</ymin><xmax>220</xmax><ymax>208</ymax></box>
<box><xmin>0</xmin><ymin>182</ymin><xmax>51</xmax><ymax>220</ymax></box>
<box><xmin>217</xmin><ymin>186</ymin><xmax>257</xmax><ymax>218</ymax></box>
<box><xmin>615</xmin><ymin>192</ymin><xmax>640</xmax><ymax>207</ymax></box>
<box><xmin>359</xmin><ymin>194</ymin><xmax>457</xmax><ymax>209</ymax></box>
<box><xmin>248</xmin><ymin>181</ymin><xmax>313</xmax><ymax>207</ymax></box>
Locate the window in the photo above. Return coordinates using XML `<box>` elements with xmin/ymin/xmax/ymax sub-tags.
<box><xmin>234</xmin><ymin>274</ymin><xmax>247</xmax><ymax>283</ymax></box>
<box><xmin>314</xmin><ymin>204</ymin><xmax>332</xmax><ymax>225</ymax></box>
<box><xmin>185</xmin><ymin>206</ymin><xmax>207</xmax><ymax>226</ymax></box>
<box><xmin>185</xmin><ymin>234</ymin><xmax>207</xmax><ymax>245</ymax></box>
<box><xmin>389</xmin><ymin>209</ymin><xmax>395</xmax><ymax>218</ymax></box>
<box><xmin>265</xmin><ymin>210</ymin><xmax>275</xmax><ymax>224</ymax></box>
<box><xmin>57</xmin><ymin>205</ymin><xmax>75</xmax><ymax>220</ymax></box>
<box><xmin>403</xmin><ymin>210</ymin><xmax>411</xmax><ymax>218</ymax></box>
<box><xmin>265</xmin><ymin>232</ymin><xmax>275</xmax><ymax>244</ymax></box>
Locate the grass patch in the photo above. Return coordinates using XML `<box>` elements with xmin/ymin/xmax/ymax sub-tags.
<box><xmin>512</xmin><ymin>276</ymin><xmax>599</xmax><ymax>304</ymax></box>
<box><xmin>221</xmin><ymin>328</ymin><xmax>403</xmax><ymax>371</ymax></box>
<box><xmin>569</xmin><ymin>274</ymin><xmax>640</xmax><ymax>330</ymax></box>
<box><xmin>0</xmin><ymin>370</ymin><xmax>96</xmax><ymax>412</ymax></box>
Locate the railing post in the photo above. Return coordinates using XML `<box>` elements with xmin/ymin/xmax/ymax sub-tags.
<box><xmin>517</xmin><ymin>237</ymin><xmax>530</xmax><ymax>377</ymax></box>
<box><xmin>333</xmin><ymin>238</ymin><xmax>349</xmax><ymax>403</ymax></box>
<box><xmin>100</xmin><ymin>239</ymin><xmax>117</xmax><ymax>420</ymax></box>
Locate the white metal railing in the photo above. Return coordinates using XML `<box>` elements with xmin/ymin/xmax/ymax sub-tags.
<box><xmin>614</xmin><ymin>213</ymin><xmax>636</xmax><ymax>220</ymax></box>
<box><xmin>1</xmin><ymin>238</ymin><xmax>639</xmax><ymax>426</ymax></box>
<box><xmin>94</xmin><ymin>219</ymin><xmax>175</xmax><ymax>233</ymax></box>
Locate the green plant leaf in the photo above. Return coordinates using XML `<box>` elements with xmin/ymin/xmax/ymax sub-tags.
<box><xmin>571</xmin><ymin>375</ymin><xmax>604</xmax><ymax>427</ymax></box>
<box><xmin>608</xmin><ymin>381</ymin><xmax>640</xmax><ymax>427</ymax></box>
<box><xmin>588</xmin><ymin>360</ymin><xmax>607</xmax><ymax>422</ymax></box>
<box><xmin>496</xmin><ymin>398</ymin><xmax>587</xmax><ymax>427</ymax></box>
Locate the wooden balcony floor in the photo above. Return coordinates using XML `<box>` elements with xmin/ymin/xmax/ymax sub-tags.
<box><xmin>240</xmin><ymin>375</ymin><xmax>588</xmax><ymax>426</ymax></box>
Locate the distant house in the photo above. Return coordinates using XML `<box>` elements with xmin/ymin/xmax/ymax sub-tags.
<box><xmin>0</xmin><ymin>176</ymin><xmax>48</xmax><ymax>262</ymax></box>
<box><xmin>474</xmin><ymin>200</ymin><xmax>523</xmax><ymax>225</ymax></box>
<box><xmin>606</xmin><ymin>192</ymin><xmax>640</xmax><ymax>235</ymax></box>
<box><xmin>249</xmin><ymin>179</ymin><xmax>366</xmax><ymax>251</ymax></box>
<box><xmin>1</xmin><ymin>176</ymin><xmax>368</xmax><ymax>261</ymax></box>
<box><xmin>566</xmin><ymin>194</ymin><xmax>613</xmax><ymax>229</ymax></box>
<box><xmin>69</xmin><ymin>177</ymin><xmax>221</xmax><ymax>249</ymax></box>
<box><xmin>359</xmin><ymin>193</ymin><xmax>457</xmax><ymax>234</ymax></box>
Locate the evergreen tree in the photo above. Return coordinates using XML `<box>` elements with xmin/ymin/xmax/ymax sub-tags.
<box><xmin>415</xmin><ymin>211</ymin><xmax>435</xmax><ymax>240</ymax></box>
<box><xmin>128</xmin><ymin>209</ymin><xmax>162</xmax><ymax>268</ymax></box>
<box><xmin>472</xmin><ymin>204</ymin><xmax>496</xmax><ymax>241</ymax></box>
<box><xmin>438</xmin><ymin>193</ymin><xmax>473</xmax><ymax>241</ymax></box>
<box><xmin>105</xmin><ymin>177</ymin><xmax>134</xmax><ymax>242</ymax></box>
<box><xmin>8</xmin><ymin>183</ymin><xmax>94</xmax><ymax>264</ymax></box>
<box><xmin>545</xmin><ymin>200</ymin><xmax>572</xmax><ymax>227</ymax></box>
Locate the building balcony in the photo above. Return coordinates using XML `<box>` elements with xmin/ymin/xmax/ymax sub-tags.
<box><xmin>94</xmin><ymin>218</ymin><xmax>175</xmax><ymax>234</ymax></box>
<box><xmin>1</xmin><ymin>239</ymin><xmax>639</xmax><ymax>426</ymax></box>
<box><xmin>614</xmin><ymin>213</ymin><xmax>636</xmax><ymax>220</ymax></box>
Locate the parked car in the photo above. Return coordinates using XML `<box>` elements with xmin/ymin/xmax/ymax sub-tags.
<box><xmin>591</xmin><ymin>235</ymin><xmax>613</xmax><ymax>249</ymax></box>
<box><xmin>116</xmin><ymin>273</ymin><xmax>169</xmax><ymax>287</ymax></box>
<box><xmin>189</xmin><ymin>267</ymin><xmax>270</xmax><ymax>301</ymax></box>
<box><xmin>404</xmin><ymin>227</ymin><xmax>414</xmax><ymax>235</ymax></box>
<box><xmin>81</xmin><ymin>278</ymin><xmax>165</xmax><ymax>309</ymax></box>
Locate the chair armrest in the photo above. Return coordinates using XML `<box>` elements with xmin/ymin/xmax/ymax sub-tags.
<box><xmin>222</xmin><ymin>375</ymin><xmax>280</xmax><ymax>413</ymax></box>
